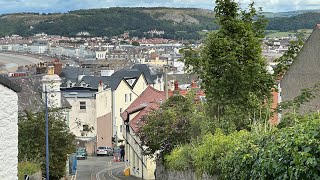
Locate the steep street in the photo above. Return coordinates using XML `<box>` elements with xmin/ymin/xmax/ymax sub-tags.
<box><xmin>76</xmin><ymin>156</ymin><xmax>141</xmax><ymax>180</ymax></box>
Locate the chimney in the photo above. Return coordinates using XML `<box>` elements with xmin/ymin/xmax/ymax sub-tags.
<box><xmin>98</xmin><ymin>80</ymin><xmax>103</xmax><ymax>92</ymax></box>
<box><xmin>47</xmin><ymin>66</ymin><xmax>54</xmax><ymax>75</ymax></box>
<box><xmin>174</xmin><ymin>80</ymin><xmax>180</xmax><ymax>95</ymax></box>
<box><xmin>191</xmin><ymin>80</ymin><xmax>197</xmax><ymax>89</ymax></box>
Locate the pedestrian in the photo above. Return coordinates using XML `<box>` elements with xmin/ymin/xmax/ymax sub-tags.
<box><xmin>120</xmin><ymin>146</ymin><xmax>125</xmax><ymax>162</ymax></box>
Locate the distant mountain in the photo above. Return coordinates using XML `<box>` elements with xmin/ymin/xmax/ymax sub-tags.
<box><xmin>267</xmin><ymin>12</ymin><xmax>320</xmax><ymax>31</ymax></box>
<box><xmin>0</xmin><ymin>7</ymin><xmax>217</xmax><ymax>40</ymax></box>
<box><xmin>0</xmin><ymin>7</ymin><xmax>320</xmax><ymax>39</ymax></box>
<box><xmin>263</xmin><ymin>9</ymin><xmax>320</xmax><ymax>18</ymax></box>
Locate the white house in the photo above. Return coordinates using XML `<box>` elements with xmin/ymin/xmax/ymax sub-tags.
<box><xmin>0</xmin><ymin>75</ymin><xmax>21</xmax><ymax>180</ymax></box>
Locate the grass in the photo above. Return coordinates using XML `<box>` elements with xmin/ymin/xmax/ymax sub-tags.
<box><xmin>265</xmin><ymin>29</ymin><xmax>313</xmax><ymax>38</ymax></box>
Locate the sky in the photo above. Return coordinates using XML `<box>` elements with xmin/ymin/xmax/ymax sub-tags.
<box><xmin>0</xmin><ymin>0</ymin><xmax>320</xmax><ymax>14</ymax></box>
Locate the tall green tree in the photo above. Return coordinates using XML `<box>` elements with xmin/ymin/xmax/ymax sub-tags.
<box><xmin>183</xmin><ymin>0</ymin><xmax>274</xmax><ymax>130</ymax></box>
<box><xmin>18</xmin><ymin>111</ymin><xmax>76</xmax><ymax>179</ymax></box>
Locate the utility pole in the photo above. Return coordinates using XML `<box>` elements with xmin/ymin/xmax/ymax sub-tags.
<box><xmin>45</xmin><ymin>85</ymin><xmax>50</xmax><ymax>180</ymax></box>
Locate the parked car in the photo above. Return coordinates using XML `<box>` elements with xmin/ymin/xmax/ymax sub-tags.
<box><xmin>97</xmin><ymin>146</ymin><xmax>113</xmax><ymax>156</ymax></box>
<box><xmin>76</xmin><ymin>147</ymin><xmax>88</xmax><ymax>160</ymax></box>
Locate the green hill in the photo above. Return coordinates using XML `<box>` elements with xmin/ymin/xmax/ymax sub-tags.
<box><xmin>1</xmin><ymin>7</ymin><xmax>320</xmax><ymax>39</ymax></box>
<box><xmin>0</xmin><ymin>7</ymin><xmax>217</xmax><ymax>40</ymax></box>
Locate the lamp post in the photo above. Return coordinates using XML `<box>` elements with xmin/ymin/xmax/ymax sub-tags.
<box><xmin>45</xmin><ymin>85</ymin><xmax>50</xmax><ymax>180</ymax></box>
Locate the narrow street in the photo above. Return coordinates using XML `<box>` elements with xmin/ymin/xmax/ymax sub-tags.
<box><xmin>76</xmin><ymin>156</ymin><xmax>141</xmax><ymax>180</ymax></box>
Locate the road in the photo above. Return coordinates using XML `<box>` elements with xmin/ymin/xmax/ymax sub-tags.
<box><xmin>76</xmin><ymin>156</ymin><xmax>141</xmax><ymax>180</ymax></box>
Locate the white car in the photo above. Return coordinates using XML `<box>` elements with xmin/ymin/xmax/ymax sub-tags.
<box><xmin>96</xmin><ymin>146</ymin><xmax>113</xmax><ymax>156</ymax></box>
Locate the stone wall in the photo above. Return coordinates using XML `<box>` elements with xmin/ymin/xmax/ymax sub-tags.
<box><xmin>0</xmin><ymin>85</ymin><xmax>18</xmax><ymax>180</ymax></box>
<box><xmin>29</xmin><ymin>171</ymin><xmax>42</xmax><ymax>180</ymax></box>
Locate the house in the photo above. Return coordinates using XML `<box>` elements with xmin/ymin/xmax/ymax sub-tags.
<box><xmin>111</xmin><ymin>64</ymin><xmax>164</xmax><ymax>91</ymax></box>
<box><xmin>280</xmin><ymin>24</ymin><xmax>320</xmax><ymax>113</ymax></box>
<box><xmin>121</xmin><ymin>81</ymin><xmax>205</xmax><ymax>179</ymax></box>
<box><xmin>10</xmin><ymin>68</ymin><xmax>71</xmax><ymax>113</ymax></box>
<box><xmin>121</xmin><ymin>86</ymin><xmax>165</xmax><ymax>180</ymax></box>
<box><xmin>61</xmin><ymin>81</ymin><xmax>113</xmax><ymax>154</ymax></box>
<box><xmin>0</xmin><ymin>75</ymin><xmax>21</xmax><ymax>180</ymax></box>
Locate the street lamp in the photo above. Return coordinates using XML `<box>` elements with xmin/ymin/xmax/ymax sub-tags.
<box><xmin>44</xmin><ymin>85</ymin><xmax>50</xmax><ymax>180</ymax></box>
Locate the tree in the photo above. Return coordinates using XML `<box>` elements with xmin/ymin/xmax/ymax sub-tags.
<box><xmin>273</xmin><ymin>33</ymin><xmax>304</xmax><ymax>78</ymax></box>
<box><xmin>18</xmin><ymin>110</ymin><xmax>76</xmax><ymax>179</ymax></box>
<box><xmin>183</xmin><ymin>0</ymin><xmax>274</xmax><ymax>130</ymax></box>
<box><xmin>136</xmin><ymin>93</ymin><xmax>208</xmax><ymax>158</ymax></box>
<box><xmin>131</xmin><ymin>41</ymin><xmax>140</xmax><ymax>46</ymax></box>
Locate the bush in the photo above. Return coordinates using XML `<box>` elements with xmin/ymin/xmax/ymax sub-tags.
<box><xmin>165</xmin><ymin>145</ymin><xmax>193</xmax><ymax>171</ymax></box>
<box><xmin>220</xmin><ymin>113</ymin><xmax>320</xmax><ymax>180</ymax></box>
<box><xmin>165</xmin><ymin>129</ymin><xmax>250</xmax><ymax>177</ymax></box>
<box><xmin>18</xmin><ymin>161</ymin><xmax>41</xmax><ymax>180</ymax></box>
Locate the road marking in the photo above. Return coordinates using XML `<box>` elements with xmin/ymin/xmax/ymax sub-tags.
<box><xmin>96</xmin><ymin>164</ymin><xmax>124</xmax><ymax>180</ymax></box>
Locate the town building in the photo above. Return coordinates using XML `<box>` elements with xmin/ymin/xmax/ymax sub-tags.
<box><xmin>0</xmin><ymin>75</ymin><xmax>21</xmax><ymax>180</ymax></box>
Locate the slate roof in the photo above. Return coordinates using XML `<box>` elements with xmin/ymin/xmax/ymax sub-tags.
<box><xmin>0</xmin><ymin>75</ymin><xmax>21</xmax><ymax>92</ymax></box>
<box><xmin>111</xmin><ymin>64</ymin><xmax>163</xmax><ymax>84</ymax></box>
<box><xmin>80</xmin><ymin>76</ymin><xmax>124</xmax><ymax>91</ymax></box>
<box><xmin>121</xmin><ymin>86</ymin><xmax>165</xmax><ymax>132</ymax></box>
<box><xmin>10</xmin><ymin>75</ymin><xmax>71</xmax><ymax>113</ymax></box>
<box><xmin>132</xmin><ymin>64</ymin><xmax>162</xmax><ymax>84</ymax></box>
<box><xmin>60</xmin><ymin>66</ymin><xmax>93</xmax><ymax>81</ymax></box>
<box><xmin>111</xmin><ymin>68</ymin><xmax>142</xmax><ymax>79</ymax></box>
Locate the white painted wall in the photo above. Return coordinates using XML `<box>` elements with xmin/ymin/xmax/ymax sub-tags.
<box><xmin>67</xmin><ymin>97</ymin><xmax>97</xmax><ymax>137</ymax></box>
<box><xmin>0</xmin><ymin>85</ymin><xmax>18</xmax><ymax>180</ymax></box>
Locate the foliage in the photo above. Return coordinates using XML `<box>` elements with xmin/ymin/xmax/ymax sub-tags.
<box><xmin>164</xmin><ymin>145</ymin><xmax>194</xmax><ymax>171</ymax></box>
<box><xmin>18</xmin><ymin>161</ymin><xmax>41</xmax><ymax>180</ymax></box>
<box><xmin>136</xmin><ymin>93</ymin><xmax>208</xmax><ymax>159</ymax></box>
<box><xmin>164</xmin><ymin>129</ymin><xmax>250</xmax><ymax>176</ymax></box>
<box><xmin>267</xmin><ymin>12</ymin><xmax>320</xmax><ymax>32</ymax></box>
<box><xmin>0</xmin><ymin>7</ymin><xmax>217</xmax><ymax>40</ymax></box>
<box><xmin>131</xmin><ymin>41</ymin><xmax>140</xmax><ymax>46</ymax></box>
<box><xmin>220</xmin><ymin>113</ymin><xmax>320</xmax><ymax>180</ymax></box>
<box><xmin>183</xmin><ymin>0</ymin><xmax>274</xmax><ymax>131</ymax></box>
<box><xmin>18</xmin><ymin>110</ymin><xmax>76</xmax><ymax>179</ymax></box>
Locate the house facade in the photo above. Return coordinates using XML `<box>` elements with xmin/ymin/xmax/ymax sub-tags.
<box><xmin>0</xmin><ymin>75</ymin><xmax>21</xmax><ymax>180</ymax></box>
<box><xmin>62</xmin><ymin>82</ymin><xmax>113</xmax><ymax>154</ymax></box>
<box><xmin>121</xmin><ymin>86</ymin><xmax>165</xmax><ymax>180</ymax></box>
<box><xmin>280</xmin><ymin>24</ymin><xmax>320</xmax><ymax>113</ymax></box>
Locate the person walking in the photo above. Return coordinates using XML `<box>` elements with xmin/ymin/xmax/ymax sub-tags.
<box><xmin>120</xmin><ymin>145</ymin><xmax>125</xmax><ymax>162</ymax></box>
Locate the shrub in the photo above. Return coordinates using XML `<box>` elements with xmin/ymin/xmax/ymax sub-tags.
<box><xmin>165</xmin><ymin>145</ymin><xmax>194</xmax><ymax>171</ymax></box>
<box><xmin>18</xmin><ymin>161</ymin><xmax>41</xmax><ymax>180</ymax></box>
<box><xmin>220</xmin><ymin>113</ymin><xmax>320</xmax><ymax>180</ymax></box>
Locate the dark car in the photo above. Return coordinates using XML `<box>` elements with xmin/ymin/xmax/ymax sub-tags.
<box><xmin>76</xmin><ymin>147</ymin><xmax>88</xmax><ymax>160</ymax></box>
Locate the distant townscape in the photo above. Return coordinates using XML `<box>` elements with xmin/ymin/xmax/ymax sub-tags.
<box><xmin>1</xmin><ymin>4</ymin><xmax>320</xmax><ymax>180</ymax></box>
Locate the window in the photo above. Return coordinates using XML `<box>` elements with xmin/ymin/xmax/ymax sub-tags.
<box><xmin>83</xmin><ymin>124</ymin><xmax>89</xmax><ymax>131</ymax></box>
<box><xmin>129</xmin><ymin>93</ymin><xmax>132</xmax><ymax>102</ymax></box>
<box><xmin>80</xmin><ymin>101</ymin><xmax>86</xmax><ymax>109</ymax></box>
<box><xmin>125</xmin><ymin>94</ymin><xmax>127</xmax><ymax>103</ymax></box>
<box><xmin>120</xmin><ymin>125</ymin><xmax>123</xmax><ymax>133</ymax></box>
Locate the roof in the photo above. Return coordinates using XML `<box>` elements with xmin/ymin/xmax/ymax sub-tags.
<box><xmin>111</xmin><ymin>64</ymin><xmax>163</xmax><ymax>84</ymax></box>
<box><xmin>10</xmin><ymin>75</ymin><xmax>71</xmax><ymax>113</ymax></box>
<box><xmin>111</xmin><ymin>68</ymin><xmax>142</xmax><ymax>78</ymax></box>
<box><xmin>80</xmin><ymin>76</ymin><xmax>124</xmax><ymax>91</ymax></box>
<box><xmin>0</xmin><ymin>75</ymin><xmax>21</xmax><ymax>92</ymax></box>
<box><xmin>60</xmin><ymin>66</ymin><xmax>93</xmax><ymax>80</ymax></box>
<box><xmin>121</xmin><ymin>86</ymin><xmax>165</xmax><ymax>132</ymax></box>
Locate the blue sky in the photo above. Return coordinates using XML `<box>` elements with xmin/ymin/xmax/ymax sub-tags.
<box><xmin>0</xmin><ymin>0</ymin><xmax>320</xmax><ymax>14</ymax></box>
